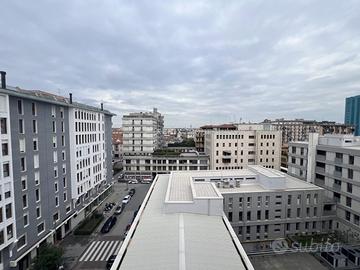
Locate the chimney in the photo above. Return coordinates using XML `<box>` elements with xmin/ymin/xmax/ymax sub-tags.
<box><xmin>101</xmin><ymin>103</ymin><xmax>103</xmax><ymax>111</ymax></box>
<box><xmin>69</xmin><ymin>93</ymin><xmax>73</xmax><ymax>104</ymax></box>
<box><xmin>0</xmin><ymin>71</ymin><xmax>6</xmax><ymax>89</ymax></box>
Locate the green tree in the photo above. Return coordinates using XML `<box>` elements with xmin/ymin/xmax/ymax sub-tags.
<box><xmin>31</xmin><ymin>243</ymin><xmax>63</xmax><ymax>270</ymax></box>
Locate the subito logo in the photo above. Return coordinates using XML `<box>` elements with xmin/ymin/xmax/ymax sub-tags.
<box><xmin>271</xmin><ymin>239</ymin><xmax>288</xmax><ymax>254</ymax></box>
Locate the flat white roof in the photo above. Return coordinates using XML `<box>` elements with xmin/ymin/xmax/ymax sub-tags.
<box><xmin>115</xmin><ymin>174</ymin><xmax>253</xmax><ymax>270</ymax></box>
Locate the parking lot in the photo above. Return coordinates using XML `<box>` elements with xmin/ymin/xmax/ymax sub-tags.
<box><xmin>62</xmin><ymin>180</ymin><xmax>151</xmax><ymax>270</ymax></box>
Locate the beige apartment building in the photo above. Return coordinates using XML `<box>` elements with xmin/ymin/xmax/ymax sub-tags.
<box><xmin>204</xmin><ymin>124</ymin><xmax>282</xmax><ymax>170</ymax></box>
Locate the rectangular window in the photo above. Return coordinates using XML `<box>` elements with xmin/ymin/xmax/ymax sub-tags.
<box><xmin>19</xmin><ymin>119</ymin><xmax>24</xmax><ymax>134</ymax></box>
<box><xmin>36</xmin><ymin>207</ymin><xmax>41</xmax><ymax>219</ymax></box>
<box><xmin>51</xmin><ymin>106</ymin><xmax>56</xmax><ymax>117</ymax></box>
<box><xmin>52</xmin><ymin>121</ymin><xmax>56</xmax><ymax>133</ymax></box>
<box><xmin>63</xmin><ymin>192</ymin><xmax>67</xmax><ymax>202</ymax></box>
<box><xmin>53</xmin><ymin>212</ymin><xmax>59</xmax><ymax>223</ymax></box>
<box><xmin>34</xmin><ymin>154</ymin><xmax>39</xmax><ymax>169</ymax></box>
<box><xmin>24</xmin><ymin>213</ymin><xmax>29</xmax><ymax>227</ymax></box>
<box><xmin>52</xmin><ymin>136</ymin><xmax>57</xmax><ymax>148</ymax></box>
<box><xmin>35</xmin><ymin>171</ymin><xmax>40</xmax><ymax>185</ymax></box>
<box><xmin>7</xmin><ymin>224</ymin><xmax>13</xmax><ymax>240</ymax></box>
<box><xmin>19</xmin><ymin>138</ymin><xmax>26</xmax><ymax>153</ymax></box>
<box><xmin>1</xmin><ymin>143</ymin><xmax>8</xmax><ymax>156</ymax></box>
<box><xmin>32</xmin><ymin>103</ymin><xmax>37</xmax><ymax>116</ymax></box>
<box><xmin>2</xmin><ymin>163</ymin><xmax>9</xmax><ymax>177</ymax></box>
<box><xmin>20</xmin><ymin>157</ymin><xmax>26</xmax><ymax>171</ymax></box>
<box><xmin>35</xmin><ymin>189</ymin><xmax>40</xmax><ymax>202</ymax></box>
<box><xmin>17</xmin><ymin>100</ymin><xmax>23</xmax><ymax>114</ymax></box>
<box><xmin>17</xmin><ymin>234</ymin><xmax>26</xmax><ymax>250</ymax></box>
<box><xmin>21</xmin><ymin>176</ymin><xmax>27</xmax><ymax>191</ymax></box>
<box><xmin>53</xmin><ymin>151</ymin><xmax>58</xmax><ymax>163</ymax></box>
<box><xmin>0</xmin><ymin>118</ymin><xmax>7</xmax><ymax>134</ymax></box>
<box><xmin>37</xmin><ymin>223</ymin><xmax>45</xmax><ymax>235</ymax></box>
<box><xmin>22</xmin><ymin>194</ymin><xmax>28</xmax><ymax>208</ymax></box>
<box><xmin>33</xmin><ymin>138</ymin><xmax>38</xmax><ymax>151</ymax></box>
<box><xmin>32</xmin><ymin>120</ymin><xmax>37</xmax><ymax>133</ymax></box>
<box><xmin>5</xmin><ymin>203</ymin><xmax>12</xmax><ymax>219</ymax></box>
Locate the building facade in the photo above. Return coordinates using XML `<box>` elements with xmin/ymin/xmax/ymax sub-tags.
<box><xmin>0</xmin><ymin>72</ymin><xmax>113</xmax><ymax>270</ymax></box>
<box><xmin>195</xmin><ymin>124</ymin><xmax>237</xmax><ymax>152</ymax></box>
<box><xmin>217</xmin><ymin>166</ymin><xmax>333</xmax><ymax>244</ymax></box>
<box><xmin>204</xmin><ymin>125</ymin><xmax>282</xmax><ymax>170</ymax></box>
<box><xmin>288</xmin><ymin>134</ymin><xmax>360</xmax><ymax>241</ymax></box>
<box><xmin>123</xmin><ymin>151</ymin><xmax>209</xmax><ymax>180</ymax></box>
<box><xmin>112</xmin><ymin>128</ymin><xmax>123</xmax><ymax>160</ymax></box>
<box><xmin>345</xmin><ymin>95</ymin><xmax>360</xmax><ymax>136</ymax></box>
<box><xmin>264</xmin><ymin>118</ymin><xmax>354</xmax><ymax>144</ymax></box>
<box><xmin>122</xmin><ymin>108</ymin><xmax>164</xmax><ymax>155</ymax></box>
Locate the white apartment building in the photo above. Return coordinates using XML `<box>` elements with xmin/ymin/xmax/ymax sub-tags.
<box><xmin>217</xmin><ymin>166</ymin><xmax>333</xmax><ymax>246</ymax></box>
<box><xmin>122</xmin><ymin>108</ymin><xmax>164</xmax><ymax>155</ymax></box>
<box><xmin>0</xmin><ymin>92</ymin><xmax>17</xmax><ymax>266</ymax></box>
<box><xmin>288</xmin><ymin>134</ymin><xmax>360</xmax><ymax>241</ymax></box>
<box><xmin>0</xmin><ymin>71</ymin><xmax>114</xmax><ymax>270</ymax></box>
<box><xmin>69</xmin><ymin>106</ymin><xmax>109</xmax><ymax>204</ymax></box>
<box><xmin>204</xmin><ymin>124</ymin><xmax>281</xmax><ymax>170</ymax></box>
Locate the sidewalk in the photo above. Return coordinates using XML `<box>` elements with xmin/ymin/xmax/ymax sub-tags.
<box><xmin>60</xmin><ymin>182</ymin><xmax>128</xmax><ymax>269</ymax></box>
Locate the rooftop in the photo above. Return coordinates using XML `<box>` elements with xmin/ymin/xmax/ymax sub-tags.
<box><xmin>112</xmin><ymin>173</ymin><xmax>254</xmax><ymax>270</ymax></box>
<box><xmin>0</xmin><ymin>86</ymin><xmax>114</xmax><ymax>115</ymax></box>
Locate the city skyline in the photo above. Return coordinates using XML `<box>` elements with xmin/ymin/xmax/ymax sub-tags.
<box><xmin>1</xmin><ymin>1</ymin><xmax>360</xmax><ymax>128</ymax></box>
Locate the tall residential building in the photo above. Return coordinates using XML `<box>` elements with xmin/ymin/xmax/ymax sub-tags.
<box><xmin>264</xmin><ymin>118</ymin><xmax>354</xmax><ymax>144</ymax></box>
<box><xmin>0</xmin><ymin>72</ymin><xmax>114</xmax><ymax>270</ymax></box>
<box><xmin>110</xmin><ymin>170</ymin><xmax>254</xmax><ymax>270</ymax></box>
<box><xmin>195</xmin><ymin>124</ymin><xmax>237</xmax><ymax>152</ymax></box>
<box><xmin>345</xmin><ymin>95</ymin><xmax>360</xmax><ymax>136</ymax></box>
<box><xmin>204</xmin><ymin>124</ymin><xmax>282</xmax><ymax>170</ymax></box>
<box><xmin>288</xmin><ymin>134</ymin><xmax>360</xmax><ymax>241</ymax></box>
<box><xmin>122</xmin><ymin>108</ymin><xmax>164</xmax><ymax>155</ymax></box>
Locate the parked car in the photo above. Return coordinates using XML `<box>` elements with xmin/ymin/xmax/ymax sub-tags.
<box><xmin>122</xmin><ymin>195</ymin><xmax>131</xmax><ymax>204</ymax></box>
<box><xmin>106</xmin><ymin>255</ymin><xmax>117</xmax><ymax>269</ymax></box>
<box><xmin>104</xmin><ymin>202</ymin><xmax>114</xmax><ymax>212</ymax></box>
<box><xmin>140</xmin><ymin>180</ymin><xmax>151</xmax><ymax>184</ymax></box>
<box><xmin>101</xmin><ymin>216</ymin><xmax>117</xmax><ymax>233</ymax></box>
<box><xmin>128</xmin><ymin>179</ymin><xmax>138</xmax><ymax>184</ymax></box>
<box><xmin>114</xmin><ymin>205</ymin><xmax>123</xmax><ymax>215</ymax></box>
<box><xmin>128</xmin><ymin>188</ymin><xmax>136</xmax><ymax>197</ymax></box>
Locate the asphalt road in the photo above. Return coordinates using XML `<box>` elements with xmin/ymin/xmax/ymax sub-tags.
<box><xmin>71</xmin><ymin>181</ymin><xmax>151</xmax><ymax>270</ymax></box>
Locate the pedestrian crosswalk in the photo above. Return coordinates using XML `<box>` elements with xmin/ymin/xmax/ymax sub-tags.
<box><xmin>79</xmin><ymin>240</ymin><xmax>123</xmax><ymax>262</ymax></box>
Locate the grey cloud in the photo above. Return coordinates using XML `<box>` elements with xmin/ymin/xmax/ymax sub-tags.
<box><xmin>1</xmin><ymin>0</ymin><xmax>360</xmax><ymax>127</ymax></box>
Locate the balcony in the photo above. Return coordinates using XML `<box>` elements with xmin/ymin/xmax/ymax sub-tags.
<box><xmin>334</xmin><ymin>170</ymin><xmax>342</xmax><ymax>178</ymax></box>
<box><xmin>335</xmin><ymin>157</ymin><xmax>343</xmax><ymax>164</ymax></box>
<box><xmin>315</xmin><ymin>166</ymin><xmax>325</xmax><ymax>174</ymax></box>
<box><xmin>332</xmin><ymin>184</ymin><xmax>341</xmax><ymax>191</ymax></box>
<box><xmin>316</xmin><ymin>155</ymin><xmax>326</xmax><ymax>161</ymax></box>
<box><xmin>222</xmin><ymin>157</ymin><xmax>231</xmax><ymax>164</ymax></box>
<box><xmin>223</xmin><ymin>150</ymin><xmax>231</xmax><ymax>156</ymax></box>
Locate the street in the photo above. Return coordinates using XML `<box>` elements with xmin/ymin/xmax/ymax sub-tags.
<box><xmin>61</xmin><ymin>179</ymin><xmax>151</xmax><ymax>270</ymax></box>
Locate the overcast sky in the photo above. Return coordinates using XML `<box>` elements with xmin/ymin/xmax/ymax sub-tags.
<box><xmin>1</xmin><ymin>1</ymin><xmax>360</xmax><ymax>128</ymax></box>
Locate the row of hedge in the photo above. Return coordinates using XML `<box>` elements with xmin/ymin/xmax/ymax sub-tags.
<box><xmin>74</xmin><ymin>212</ymin><xmax>104</xmax><ymax>235</ymax></box>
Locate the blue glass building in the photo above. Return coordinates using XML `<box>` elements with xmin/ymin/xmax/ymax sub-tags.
<box><xmin>345</xmin><ymin>95</ymin><xmax>360</xmax><ymax>136</ymax></box>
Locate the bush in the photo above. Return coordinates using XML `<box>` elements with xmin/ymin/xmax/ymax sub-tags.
<box><xmin>74</xmin><ymin>212</ymin><xmax>104</xmax><ymax>235</ymax></box>
<box><xmin>31</xmin><ymin>243</ymin><xmax>63</xmax><ymax>270</ymax></box>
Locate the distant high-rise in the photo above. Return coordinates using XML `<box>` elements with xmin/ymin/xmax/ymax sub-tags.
<box><xmin>345</xmin><ymin>95</ymin><xmax>360</xmax><ymax>136</ymax></box>
<box><xmin>122</xmin><ymin>108</ymin><xmax>164</xmax><ymax>155</ymax></box>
